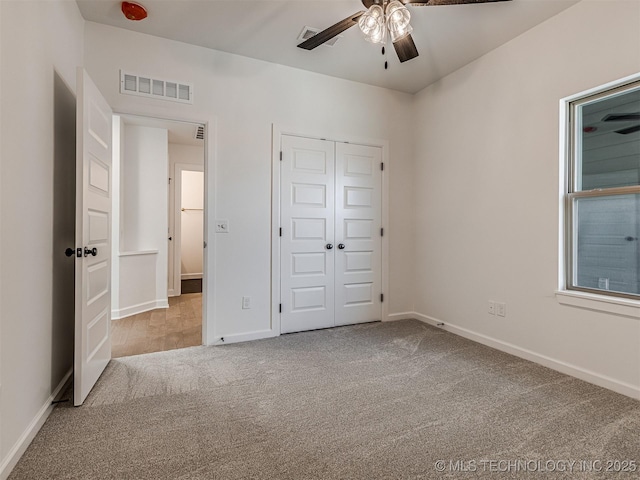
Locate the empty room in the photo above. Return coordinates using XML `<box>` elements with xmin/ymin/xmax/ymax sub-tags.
<box><xmin>0</xmin><ymin>0</ymin><xmax>639</xmax><ymax>478</ymax></box>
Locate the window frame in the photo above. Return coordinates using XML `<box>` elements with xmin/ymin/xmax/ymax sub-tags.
<box><xmin>560</xmin><ymin>73</ymin><xmax>640</xmax><ymax>306</ymax></box>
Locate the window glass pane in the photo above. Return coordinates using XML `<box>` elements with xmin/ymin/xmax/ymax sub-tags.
<box><xmin>577</xmin><ymin>87</ymin><xmax>640</xmax><ymax>191</ymax></box>
<box><xmin>574</xmin><ymin>194</ymin><xmax>640</xmax><ymax>295</ymax></box>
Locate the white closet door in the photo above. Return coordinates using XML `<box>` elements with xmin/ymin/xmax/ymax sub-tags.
<box><xmin>280</xmin><ymin>135</ymin><xmax>336</xmax><ymax>334</ymax></box>
<box><xmin>334</xmin><ymin>143</ymin><xmax>382</xmax><ymax>326</ymax></box>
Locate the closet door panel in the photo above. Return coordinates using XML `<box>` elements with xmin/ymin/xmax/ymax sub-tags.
<box><xmin>280</xmin><ymin>135</ymin><xmax>335</xmax><ymax>333</ymax></box>
<box><xmin>334</xmin><ymin>143</ymin><xmax>382</xmax><ymax>326</ymax></box>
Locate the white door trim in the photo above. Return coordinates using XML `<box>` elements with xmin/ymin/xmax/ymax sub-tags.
<box><xmin>114</xmin><ymin>109</ymin><xmax>216</xmax><ymax>346</ymax></box>
<box><xmin>271</xmin><ymin>124</ymin><xmax>390</xmax><ymax>335</ymax></box>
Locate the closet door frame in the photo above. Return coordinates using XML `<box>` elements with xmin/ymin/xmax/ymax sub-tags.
<box><xmin>271</xmin><ymin>124</ymin><xmax>390</xmax><ymax>335</ymax></box>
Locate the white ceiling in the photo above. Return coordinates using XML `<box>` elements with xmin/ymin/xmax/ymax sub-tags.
<box><xmin>76</xmin><ymin>0</ymin><xmax>580</xmax><ymax>94</ymax></box>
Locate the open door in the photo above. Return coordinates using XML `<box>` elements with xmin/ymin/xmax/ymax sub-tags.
<box><xmin>74</xmin><ymin>68</ymin><xmax>113</xmax><ymax>406</ymax></box>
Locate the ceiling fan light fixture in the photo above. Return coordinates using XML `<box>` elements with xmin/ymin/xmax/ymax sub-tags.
<box><xmin>386</xmin><ymin>0</ymin><xmax>413</xmax><ymax>43</ymax></box>
<box><xmin>358</xmin><ymin>5</ymin><xmax>386</xmax><ymax>44</ymax></box>
<box><xmin>389</xmin><ymin>22</ymin><xmax>412</xmax><ymax>43</ymax></box>
<box><xmin>386</xmin><ymin>1</ymin><xmax>411</xmax><ymax>30</ymax></box>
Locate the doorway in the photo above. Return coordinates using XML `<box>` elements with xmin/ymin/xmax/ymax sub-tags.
<box><xmin>110</xmin><ymin>114</ymin><xmax>206</xmax><ymax>357</ymax></box>
<box><xmin>172</xmin><ymin>163</ymin><xmax>205</xmax><ymax>297</ymax></box>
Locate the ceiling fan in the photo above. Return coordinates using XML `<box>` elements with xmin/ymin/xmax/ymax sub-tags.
<box><xmin>297</xmin><ymin>0</ymin><xmax>512</xmax><ymax>64</ymax></box>
<box><xmin>602</xmin><ymin>113</ymin><xmax>640</xmax><ymax>135</ymax></box>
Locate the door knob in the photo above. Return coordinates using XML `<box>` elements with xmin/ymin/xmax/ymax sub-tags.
<box><xmin>65</xmin><ymin>248</ymin><xmax>75</xmax><ymax>257</ymax></box>
<box><xmin>338</xmin><ymin>243</ymin><xmax>346</xmax><ymax>250</ymax></box>
<box><xmin>84</xmin><ymin>247</ymin><xmax>97</xmax><ymax>257</ymax></box>
<box><xmin>326</xmin><ymin>243</ymin><xmax>333</xmax><ymax>250</ymax></box>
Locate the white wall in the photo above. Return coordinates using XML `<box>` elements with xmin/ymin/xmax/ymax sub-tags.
<box><xmin>0</xmin><ymin>0</ymin><xmax>84</xmax><ymax>476</ymax></box>
<box><xmin>111</xmin><ymin>116</ymin><xmax>124</xmax><ymax>315</ymax></box>
<box><xmin>116</xmin><ymin>125</ymin><xmax>169</xmax><ymax>317</ymax></box>
<box><xmin>121</xmin><ymin>125</ymin><xmax>168</xmax><ymax>253</ymax></box>
<box><xmin>411</xmin><ymin>0</ymin><xmax>640</xmax><ymax>398</ymax></box>
<box><xmin>84</xmin><ymin>21</ymin><xmax>416</xmax><ymax>342</ymax></box>
<box><xmin>169</xmin><ymin>143</ymin><xmax>204</xmax><ymax>168</ymax></box>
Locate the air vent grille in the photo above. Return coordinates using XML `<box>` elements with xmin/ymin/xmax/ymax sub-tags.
<box><xmin>195</xmin><ymin>125</ymin><xmax>205</xmax><ymax>140</ymax></box>
<box><xmin>298</xmin><ymin>26</ymin><xmax>340</xmax><ymax>47</ymax></box>
<box><xmin>120</xmin><ymin>71</ymin><xmax>193</xmax><ymax>104</ymax></box>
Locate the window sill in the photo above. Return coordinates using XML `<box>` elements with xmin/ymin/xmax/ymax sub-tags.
<box><xmin>555</xmin><ymin>290</ymin><xmax>640</xmax><ymax>319</ymax></box>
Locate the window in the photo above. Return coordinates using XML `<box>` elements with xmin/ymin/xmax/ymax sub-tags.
<box><xmin>564</xmin><ymin>79</ymin><xmax>640</xmax><ymax>299</ymax></box>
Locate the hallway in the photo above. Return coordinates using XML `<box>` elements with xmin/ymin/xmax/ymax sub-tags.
<box><xmin>111</xmin><ymin>293</ymin><xmax>202</xmax><ymax>358</ymax></box>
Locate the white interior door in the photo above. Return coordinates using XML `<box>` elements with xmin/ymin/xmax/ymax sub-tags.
<box><xmin>279</xmin><ymin>136</ymin><xmax>382</xmax><ymax>334</ymax></box>
<box><xmin>280</xmin><ymin>135</ymin><xmax>335</xmax><ymax>333</ymax></box>
<box><xmin>74</xmin><ymin>68</ymin><xmax>113</xmax><ymax>406</ymax></box>
<box><xmin>334</xmin><ymin>143</ymin><xmax>383</xmax><ymax>326</ymax></box>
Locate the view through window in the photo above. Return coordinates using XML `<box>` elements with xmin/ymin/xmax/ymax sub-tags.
<box><xmin>567</xmin><ymin>81</ymin><xmax>640</xmax><ymax>298</ymax></box>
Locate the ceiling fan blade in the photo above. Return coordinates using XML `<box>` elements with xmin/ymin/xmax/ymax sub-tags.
<box><xmin>297</xmin><ymin>12</ymin><xmax>365</xmax><ymax>50</ymax></box>
<box><xmin>393</xmin><ymin>34</ymin><xmax>419</xmax><ymax>63</ymax></box>
<box><xmin>615</xmin><ymin>125</ymin><xmax>640</xmax><ymax>135</ymax></box>
<box><xmin>403</xmin><ymin>0</ymin><xmax>511</xmax><ymax>5</ymax></box>
<box><xmin>602</xmin><ymin>113</ymin><xmax>640</xmax><ymax>122</ymax></box>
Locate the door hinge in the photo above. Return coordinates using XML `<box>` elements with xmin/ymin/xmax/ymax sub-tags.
<box><xmin>279</xmin><ymin>151</ymin><xmax>283</xmax><ymax>161</ymax></box>
<box><xmin>168</xmin><ymin>177</ymin><xmax>171</xmax><ymax>184</ymax></box>
<box><xmin>279</xmin><ymin>303</ymin><xmax>282</xmax><ymax>313</ymax></box>
<box><xmin>279</xmin><ymin>227</ymin><xmax>282</xmax><ymax>237</ymax></box>
<box><xmin>381</xmin><ymin>162</ymin><xmax>384</xmax><ymax>171</ymax></box>
<box><xmin>380</xmin><ymin>293</ymin><xmax>384</xmax><ymax>302</ymax></box>
<box><xmin>380</xmin><ymin>227</ymin><xmax>384</xmax><ymax>237</ymax></box>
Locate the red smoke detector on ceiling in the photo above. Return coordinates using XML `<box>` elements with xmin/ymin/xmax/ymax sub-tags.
<box><xmin>121</xmin><ymin>1</ymin><xmax>147</xmax><ymax>21</ymax></box>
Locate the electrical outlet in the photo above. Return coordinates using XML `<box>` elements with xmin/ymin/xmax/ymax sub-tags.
<box><xmin>242</xmin><ymin>296</ymin><xmax>251</xmax><ymax>309</ymax></box>
<box><xmin>215</xmin><ymin>220</ymin><xmax>229</xmax><ymax>233</ymax></box>
<box><xmin>488</xmin><ymin>301</ymin><xmax>496</xmax><ymax>315</ymax></box>
<box><xmin>496</xmin><ymin>302</ymin><xmax>506</xmax><ymax>317</ymax></box>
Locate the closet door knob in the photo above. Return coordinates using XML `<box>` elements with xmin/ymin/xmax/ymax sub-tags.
<box><xmin>326</xmin><ymin>243</ymin><xmax>333</xmax><ymax>250</ymax></box>
<box><xmin>84</xmin><ymin>247</ymin><xmax>97</xmax><ymax>257</ymax></box>
<box><xmin>338</xmin><ymin>244</ymin><xmax>346</xmax><ymax>250</ymax></box>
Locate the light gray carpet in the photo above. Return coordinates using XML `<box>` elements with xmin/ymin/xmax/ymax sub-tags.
<box><xmin>10</xmin><ymin>320</ymin><xmax>640</xmax><ymax>479</ymax></box>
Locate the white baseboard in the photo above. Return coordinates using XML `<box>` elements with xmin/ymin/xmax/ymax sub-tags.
<box><xmin>412</xmin><ymin>312</ymin><xmax>640</xmax><ymax>400</ymax></box>
<box><xmin>210</xmin><ymin>329</ymin><xmax>278</xmax><ymax>345</ymax></box>
<box><xmin>0</xmin><ymin>369</ymin><xmax>72</xmax><ymax>480</ymax></box>
<box><xmin>111</xmin><ymin>299</ymin><xmax>169</xmax><ymax>320</ymax></box>
<box><xmin>386</xmin><ymin>312</ymin><xmax>415</xmax><ymax>322</ymax></box>
<box><xmin>181</xmin><ymin>274</ymin><xmax>202</xmax><ymax>280</ymax></box>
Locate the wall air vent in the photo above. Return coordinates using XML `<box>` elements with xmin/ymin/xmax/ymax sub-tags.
<box><xmin>195</xmin><ymin>125</ymin><xmax>205</xmax><ymax>140</ymax></box>
<box><xmin>120</xmin><ymin>70</ymin><xmax>193</xmax><ymax>104</ymax></box>
<box><xmin>298</xmin><ymin>26</ymin><xmax>340</xmax><ymax>47</ymax></box>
